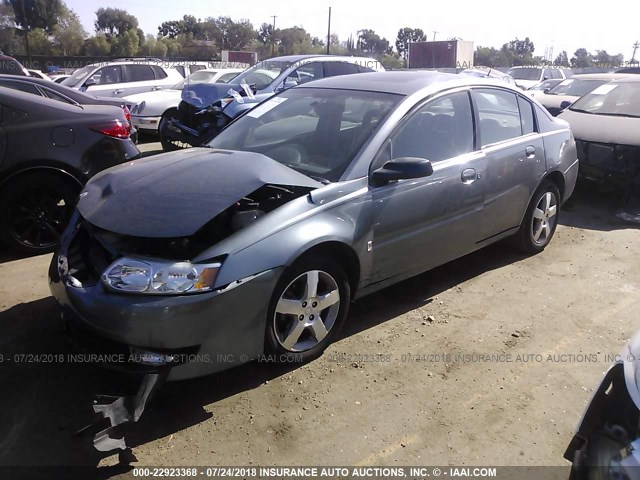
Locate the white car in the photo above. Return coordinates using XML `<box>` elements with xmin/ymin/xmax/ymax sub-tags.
<box><xmin>527</xmin><ymin>73</ymin><xmax>631</xmax><ymax>116</ymax></box>
<box><xmin>125</xmin><ymin>68</ymin><xmax>243</xmax><ymax>135</ymax></box>
<box><xmin>507</xmin><ymin>66</ymin><xmax>573</xmax><ymax>90</ymax></box>
<box><xmin>28</xmin><ymin>69</ymin><xmax>52</xmax><ymax>81</ymax></box>
<box><xmin>60</xmin><ymin>60</ymin><xmax>184</xmax><ymax>97</ymax></box>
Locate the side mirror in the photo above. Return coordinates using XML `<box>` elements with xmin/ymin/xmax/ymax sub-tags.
<box><xmin>543</xmin><ymin>88</ymin><xmax>550</xmax><ymax>94</ymax></box>
<box><xmin>560</xmin><ymin>100</ymin><xmax>572</xmax><ymax>110</ymax></box>
<box><xmin>82</xmin><ymin>78</ymin><xmax>96</xmax><ymax>91</ymax></box>
<box><xmin>371</xmin><ymin>157</ymin><xmax>434</xmax><ymax>186</ymax></box>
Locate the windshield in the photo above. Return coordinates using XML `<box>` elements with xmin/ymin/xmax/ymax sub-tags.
<box><xmin>173</xmin><ymin>71</ymin><xmax>222</xmax><ymax>90</ymax></box>
<box><xmin>209</xmin><ymin>88</ymin><xmax>401</xmax><ymax>182</ymax></box>
<box><xmin>508</xmin><ymin>68</ymin><xmax>542</xmax><ymax>80</ymax></box>
<box><xmin>570</xmin><ymin>82</ymin><xmax>640</xmax><ymax>117</ymax></box>
<box><xmin>548</xmin><ymin>78</ymin><xmax>608</xmax><ymax>96</ymax></box>
<box><xmin>231</xmin><ymin>60</ymin><xmax>292</xmax><ymax>89</ymax></box>
<box><xmin>61</xmin><ymin>65</ymin><xmax>93</xmax><ymax>87</ymax></box>
<box><xmin>528</xmin><ymin>79</ymin><xmax>559</xmax><ymax>91</ymax></box>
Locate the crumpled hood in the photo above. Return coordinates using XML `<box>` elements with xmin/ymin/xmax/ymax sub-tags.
<box><xmin>182</xmin><ymin>82</ymin><xmax>248</xmax><ymax>109</ymax></box>
<box><xmin>558</xmin><ymin>109</ymin><xmax>640</xmax><ymax>145</ymax></box>
<box><xmin>77</xmin><ymin>148</ymin><xmax>321</xmax><ymax>238</ymax></box>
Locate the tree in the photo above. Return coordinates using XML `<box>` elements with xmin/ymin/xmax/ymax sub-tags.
<box><xmin>395</xmin><ymin>27</ymin><xmax>426</xmax><ymax>59</ymax></box>
<box><xmin>570</xmin><ymin>48</ymin><xmax>593</xmax><ymax>68</ymax></box>
<box><xmin>213</xmin><ymin>16</ymin><xmax>254</xmax><ymax>50</ymax></box>
<box><xmin>277</xmin><ymin>26</ymin><xmax>315</xmax><ymax>55</ymax></box>
<box><xmin>84</xmin><ymin>34</ymin><xmax>110</xmax><ymax>55</ymax></box>
<box><xmin>501</xmin><ymin>37</ymin><xmax>537</xmax><ymax>65</ymax></box>
<box><xmin>554</xmin><ymin>50</ymin><xmax>569</xmax><ymax>67</ymax></box>
<box><xmin>110</xmin><ymin>28</ymin><xmax>139</xmax><ymax>56</ymax></box>
<box><xmin>158</xmin><ymin>15</ymin><xmax>201</xmax><ymax>39</ymax></box>
<box><xmin>26</xmin><ymin>27</ymin><xmax>52</xmax><ymax>54</ymax></box>
<box><xmin>357</xmin><ymin>29</ymin><xmax>391</xmax><ymax>58</ymax></box>
<box><xmin>474</xmin><ymin>46</ymin><xmax>506</xmax><ymax>67</ymax></box>
<box><xmin>594</xmin><ymin>49</ymin><xmax>623</xmax><ymax>67</ymax></box>
<box><xmin>0</xmin><ymin>3</ymin><xmax>19</xmax><ymax>54</ymax></box>
<box><xmin>4</xmin><ymin>0</ymin><xmax>63</xmax><ymax>33</ymax></box>
<box><xmin>52</xmin><ymin>6</ymin><xmax>86</xmax><ymax>55</ymax></box>
<box><xmin>381</xmin><ymin>52</ymin><xmax>404</xmax><ymax>69</ymax></box>
<box><xmin>94</xmin><ymin>7</ymin><xmax>138</xmax><ymax>39</ymax></box>
<box><xmin>141</xmin><ymin>34</ymin><xmax>168</xmax><ymax>57</ymax></box>
<box><xmin>257</xmin><ymin>22</ymin><xmax>272</xmax><ymax>45</ymax></box>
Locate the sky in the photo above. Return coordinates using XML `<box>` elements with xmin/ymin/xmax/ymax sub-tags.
<box><xmin>65</xmin><ymin>0</ymin><xmax>639</xmax><ymax>62</ymax></box>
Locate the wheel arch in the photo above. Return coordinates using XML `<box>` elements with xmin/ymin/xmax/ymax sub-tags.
<box><xmin>288</xmin><ymin>241</ymin><xmax>361</xmax><ymax>296</ymax></box>
<box><xmin>0</xmin><ymin>163</ymin><xmax>84</xmax><ymax>191</ymax></box>
<box><xmin>541</xmin><ymin>170</ymin><xmax>566</xmax><ymax>200</ymax></box>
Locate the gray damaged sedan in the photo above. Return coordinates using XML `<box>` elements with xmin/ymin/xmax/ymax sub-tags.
<box><xmin>49</xmin><ymin>71</ymin><xmax>579</xmax><ymax>381</ymax></box>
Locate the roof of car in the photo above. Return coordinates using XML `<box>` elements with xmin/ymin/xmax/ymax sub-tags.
<box><xmin>296</xmin><ymin>70</ymin><xmax>509</xmax><ymax>95</ymax></box>
<box><xmin>0</xmin><ymin>73</ymin><xmax>55</xmax><ymax>86</ymax></box>
<box><xmin>264</xmin><ymin>54</ymin><xmax>379</xmax><ymax>63</ymax></box>
<box><xmin>571</xmin><ymin>73</ymin><xmax>632</xmax><ymax>80</ymax></box>
<box><xmin>608</xmin><ymin>76</ymin><xmax>640</xmax><ymax>83</ymax></box>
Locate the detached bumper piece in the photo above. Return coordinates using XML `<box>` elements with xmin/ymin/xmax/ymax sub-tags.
<box><xmin>566</xmin><ymin>364</ymin><xmax>640</xmax><ymax>480</ymax></box>
<box><xmin>77</xmin><ymin>370</ymin><xmax>168</xmax><ymax>453</ymax></box>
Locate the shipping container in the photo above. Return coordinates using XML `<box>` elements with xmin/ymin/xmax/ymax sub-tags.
<box><xmin>408</xmin><ymin>40</ymin><xmax>474</xmax><ymax>69</ymax></box>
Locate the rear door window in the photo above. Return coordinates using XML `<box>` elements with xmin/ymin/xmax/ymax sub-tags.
<box><xmin>474</xmin><ymin>89</ymin><xmax>522</xmax><ymax>146</ymax></box>
<box><xmin>324</xmin><ymin>62</ymin><xmax>360</xmax><ymax>77</ymax></box>
<box><xmin>124</xmin><ymin>65</ymin><xmax>156</xmax><ymax>82</ymax></box>
<box><xmin>150</xmin><ymin>65</ymin><xmax>167</xmax><ymax>79</ymax></box>
<box><xmin>0</xmin><ymin>80</ymin><xmax>40</xmax><ymax>95</ymax></box>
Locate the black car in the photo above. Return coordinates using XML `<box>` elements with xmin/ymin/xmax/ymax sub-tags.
<box><xmin>0</xmin><ymin>75</ymin><xmax>138</xmax><ymax>142</ymax></box>
<box><xmin>0</xmin><ymin>86</ymin><xmax>140</xmax><ymax>253</ymax></box>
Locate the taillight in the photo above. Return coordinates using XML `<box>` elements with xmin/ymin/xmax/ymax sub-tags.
<box><xmin>122</xmin><ymin>105</ymin><xmax>131</xmax><ymax>122</ymax></box>
<box><xmin>90</xmin><ymin>119</ymin><xmax>131</xmax><ymax>139</ymax></box>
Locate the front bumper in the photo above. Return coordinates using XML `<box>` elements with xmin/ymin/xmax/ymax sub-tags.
<box><xmin>131</xmin><ymin>115</ymin><xmax>161</xmax><ymax>134</ymax></box>
<box><xmin>575</xmin><ymin>140</ymin><xmax>640</xmax><ymax>188</ymax></box>
<box><xmin>48</xmin><ymin>223</ymin><xmax>282</xmax><ymax>381</ymax></box>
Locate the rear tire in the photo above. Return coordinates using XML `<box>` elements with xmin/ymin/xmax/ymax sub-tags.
<box><xmin>265</xmin><ymin>255</ymin><xmax>351</xmax><ymax>363</ymax></box>
<box><xmin>516</xmin><ymin>180</ymin><xmax>561</xmax><ymax>254</ymax></box>
<box><xmin>0</xmin><ymin>172</ymin><xmax>80</xmax><ymax>254</ymax></box>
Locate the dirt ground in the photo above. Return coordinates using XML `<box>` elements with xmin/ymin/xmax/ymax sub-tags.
<box><xmin>0</xmin><ymin>142</ymin><xmax>639</xmax><ymax>477</ymax></box>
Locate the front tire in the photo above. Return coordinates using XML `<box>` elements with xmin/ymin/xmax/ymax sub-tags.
<box><xmin>265</xmin><ymin>255</ymin><xmax>351</xmax><ymax>362</ymax></box>
<box><xmin>159</xmin><ymin>110</ymin><xmax>182</xmax><ymax>152</ymax></box>
<box><xmin>516</xmin><ymin>180</ymin><xmax>561</xmax><ymax>254</ymax></box>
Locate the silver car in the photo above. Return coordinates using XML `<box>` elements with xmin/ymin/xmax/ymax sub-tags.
<box><xmin>49</xmin><ymin>71</ymin><xmax>579</xmax><ymax>381</ymax></box>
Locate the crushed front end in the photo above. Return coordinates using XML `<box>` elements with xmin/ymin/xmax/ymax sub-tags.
<box><xmin>566</xmin><ymin>335</ymin><xmax>640</xmax><ymax>480</ymax></box>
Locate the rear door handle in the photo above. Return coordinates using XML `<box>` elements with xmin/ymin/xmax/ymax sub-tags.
<box><xmin>525</xmin><ymin>145</ymin><xmax>536</xmax><ymax>158</ymax></box>
<box><xmin>113</xmin><ymin>89</ymin><xmax>124</xmax><ymax>95</ymax></box>
<box><xmin>461</xmin><ymin>168</ymin><xmax>477</xmax><ymax>183</ymax></box>
<box><xmin>151</xmin><ymin>86</ymin><xmax>162</xmax><ymax>91</ymax></box>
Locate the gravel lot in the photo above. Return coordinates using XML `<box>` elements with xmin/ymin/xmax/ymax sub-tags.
<box><xmin>0</xmin><ymin>141</ymin><xmax>638</xmax><ymax>476</ymax></box>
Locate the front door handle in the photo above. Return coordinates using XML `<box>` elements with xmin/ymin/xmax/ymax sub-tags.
<box><xmin>151</xmin><ymin>86</ymin><xmax>162</xmax><ymax>91</ymax></box>
<box><xmin>525</xmin><ymin>145</ymin><xmax>536</xmax><ymax>158</ymax></box>
<box><xmin>113</xmin><ymin>89</ymin><xmax>124</xmax><ymax>95</ymax></box>
<box><xmin>461</xmin><ymin>168</ymin><xmax>477</xmax><ymax>183</ymax></box>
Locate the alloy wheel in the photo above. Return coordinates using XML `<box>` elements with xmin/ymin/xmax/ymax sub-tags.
<box><xmin>273</xmin><ymin>270</ymin><xmax>341</xmax><ymax>352</ymax></box>
<box><xmin>531</xmin><ymin>191</ymin><xmax>558</xmax><ymax>246</ymax></box>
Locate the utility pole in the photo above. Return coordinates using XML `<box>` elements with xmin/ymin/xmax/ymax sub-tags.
<box><xmin>271</xmin><ymin>15</ymin><xmax>277</xmax><ymax>56</ymax></box>
<box><xmin>432</xmin><ymin>31</ymin><xmax>438</xmax><ymax>41</ymax></box>
<box><xmin>632</xmin><ymin>41</ymin><xmax>639</xmax><ymax>65</ymax></box>
<box><xmin>20</xmin><ymin>0</ymin><xmax>31</xmax><ymax>66</ymax></box>
<box><xmin>326</xmin><ymin>7</ymin><xmax>331</xmax><ymax>55</ymax></box>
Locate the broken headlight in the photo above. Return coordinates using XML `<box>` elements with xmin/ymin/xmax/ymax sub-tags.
<box><xmin>102</xmin><ymin>257</ymin><xmax>221</xmax><ymax>295</ymax></box>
